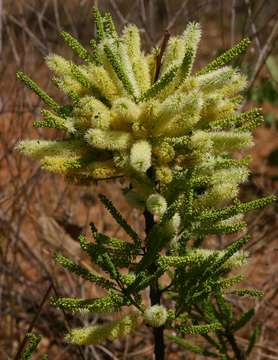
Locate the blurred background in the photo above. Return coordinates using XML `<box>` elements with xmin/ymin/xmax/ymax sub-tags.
<box><xmin>0</xmin><ymin>0</ymin><xmax>278</xmax><ymax>359</ymax></box>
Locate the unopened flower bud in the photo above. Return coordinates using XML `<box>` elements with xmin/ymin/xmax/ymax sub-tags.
<box><xmin>143</xmin><ymin>305</ymin><xmax>167</xmax><ymax>327</ymax></box>
<box><xmin>146</xmin><ymin>194</ymin><xmax>167</xmax><ymax>216</ymax></box>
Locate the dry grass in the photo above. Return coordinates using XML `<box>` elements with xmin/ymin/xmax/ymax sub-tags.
<box><xmin>0</xmin><ymin>1</ymin><xmax>278</xmax><ymax>359</ymax></box>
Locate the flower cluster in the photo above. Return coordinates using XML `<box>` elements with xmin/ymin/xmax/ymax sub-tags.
<box><xmin>66</xmin><ymin>312</ymin><xmax>141</xmax><ymax>345</ymax></box>
<box><xmin>17</xmin><ymin>8</ymin><xmax>261</xmax><ymax>212</ymax></box>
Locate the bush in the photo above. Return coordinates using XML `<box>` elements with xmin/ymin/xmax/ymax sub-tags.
<box><xmin>17</xmin><ymin>7</ymin><xmax>276</xmax><ymax>359</ymax></box>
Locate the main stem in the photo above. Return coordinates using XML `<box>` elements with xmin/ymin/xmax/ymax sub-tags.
<box><xmin>144</xmin><ymin>209</ymin><xmax>165</xmax><ymax>360</ymax></box>
<box><xmin>225</xmin><ymin>330</ymin><xmax>244</xmax><ymax>360</ymax></box>
<box><xmin>144</xmin><ymin>31</ymin><xmax>170</xmax><ymax>357</ymax></box>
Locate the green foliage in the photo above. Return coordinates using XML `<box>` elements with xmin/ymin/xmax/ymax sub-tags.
<box><xmin>16</xmin><ymin>71</ymin><xmax>60</xmax><ymax>113</ymax></box>
<box><xmin>139</xmin><ymin>65</ymin><xmax>178</xmax><ymax>100</ymax></box>
<box><xmin>197</xmin><ymin>38</ymin><xmax>251</xmax><ymax>75</ymax></box>
<box><xmin>232</xmin><ymin>309</ymin><xmax>255</xmax><ymax>332</ymax></box>
<box><xmin>246</xmin><ymin>326</ymin><xmax>261</xmax><ymax>356</ymax></box>
<box><xmin>20</xmin><ymin>333</ymin><xmax>41</xmax><ymax>360</ymax></box>
<box><xmin>60</xmin><ymin>31</ymin><xmax>95</xmax><ymax>63</ymax></box>
<box><xmin>98</xmin><ymin>193</ymin><xmax>141</xmax><ymax>248</ymax></box>
<box><xmin>51</xmin><ymin>290</ymin><xmax>126</xmax><ymax>313</ymax></box>
<box><xmin>167</xmin><ymin>335</ymin><xmax>218</xmax><ymax>357</ymax></box>
<box><xmin>33</xmin><ymin>110</ymin><xmax>75</xmax><ymax>132</ymax></box>
<box><xmin>54</xmin><ymin>252</ymin><xmax>115</xmax><ymax>289</ymax></box>
<box><xmin>92</xmin><ymin>6</ymin><xmax>105</xmax><ymax>41</ymax></box>
<box><xmin>70</xmin><ymin>63</ymin><xmax>110</xmax><ymax>106</ymax></box>
<box><xmin>103</xmin><ymin>44</ymin><xmax>136</xmax><ymax>97</ymax></box>
<box><xmin>16</xmin><ymin>6</ymin><xmax>277</xmax><ymax>359</ymax></box>
<box><xmin>20</xmin><ymin>333</ymin><xmax>47</xmax><ymax>360</ymax></box>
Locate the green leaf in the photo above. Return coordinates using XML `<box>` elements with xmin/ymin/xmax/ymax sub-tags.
<box><xmin>229</xmin><ymin>288</ymin><xmax>263</xmax><ymax>298</ymax></box>
<box><xmin>16</xmin><ymin>71</ymin><xmax>60</xmax><ymax>113</ymax></box>
<box><xmin>218</xmin><ymin>275</ymin><xmax>243</xmax><ymax>289</ymax></box>
<box><xmin>20</xmin><ymin>333</ymin><xmax>41</xmax><ymax>360</ymax></box>
<box><xmin>100</xmin><ymin>253</ymin><xmax>119</xmax><ymax>279</ymax></box>
<box><xmin>103</xmin><ymin>13</ymin><xmax>117</xmax><ymax>38</ymax></box>
<box><xmin>212</xmin><ymin>235</ymin><xmax>250</xmax><ymax>274</ymax></box>
<box><xmin>92</xmin><ymin>7</ymin><xmax>105</xmax><ymax>42</ymax></box>
<box><xmin>246</xmin><ymin>325</ymin><xmax>260</xmax><ymax>356</ymax></box>
<box><xmin>126</xmin><ymin>267</ymin><xmax>165</xmax><ymax>293</ymax></box>
<box><xmin>197</xmin><ymin>38</ymin><xmax>250</xmax><ymax>75</ymax></box>
<box><xmin>51</xmin><ymin>291</ymin><xmax>126</xmax><ymax>313</ymax></box>
<box><xmin>197</xmin><ymin>196</ymin><xmax>276</xmax><ymax>223</ymax></box>
<box><xmin>179</xmin><ymin>322</ymin><xmax>222</xmax><ymax>335</ymax></box>
<box><xmin>196</xmin><ymin>221</ymin><xmax>246</xmax><ymax>236</ymax></box>
<box><xmin>180</xmin><ymin>46</ymin><xmax>194</xmax><ymax>79</ymax></box>
<box><xmin>70</xmin><ymin>63</ymin><xmax>110</xmax><ymax>107</ymax></box>
<box><xmin>167</xmin><ymin>334</ymin><xmax>218</xmax><ymax>357</ymax></box>
<box><xmin>103</xmin><ymin>45</ymin><xmax>135</xmax><ymax>97</ymax></box>
<box><xmin>139</xmin><ymin>65</ymin><xmax>178</xmax><ymax>101</ymax></box>
<box><xmin>34</xmin><ymin>110</ymin><xmax>74</xmax><ymax>132</ymax></box>
<box><xmin>98</xmin><ymin>194</ymin><xmax>140</xmax><ymax>247</ymax></box>
<box><xmin>232</xmin><ymin>309</ymin><xmax>255</xmax><ymax>332</ymax></box>
<box><xmin>54</xmin><ymin>252</ymin><xmax>115</xmax><ymax>289</ymax></box>
<box><xmin>79</xmin><ymin>233</ymin><xmax>133</xmax><ymax>268</ymax></box>
<box><xmin>60</xmin><ymin>31</ymin><xmax>96</xmax><ymax>63</ymax></box>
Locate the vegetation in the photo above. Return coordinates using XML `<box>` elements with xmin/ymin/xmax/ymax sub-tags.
<box><xmin>16</xmin><ymin>6</ymin><xmax>276</xmax><ymax>360</ymax></box>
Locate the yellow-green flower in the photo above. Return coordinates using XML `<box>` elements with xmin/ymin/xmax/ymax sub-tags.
<box><xmin>17</xmin><ymin>7</ymin><xmax>256</xmax><ymax>209</ymax></box>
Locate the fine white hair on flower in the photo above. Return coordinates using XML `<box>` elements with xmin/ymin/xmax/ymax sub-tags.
<box><xmin>143</xmin><ymin>305</ymin><xmax>168</xmax><ymax>328</ymax></box>
<box><xmin>146</xmin><ymin>194</ymin><xmax>168</xmax><ymax>216</ymax></box>
<box><xmin>16</xmin><ymin>8</ymin><xmax>255</xmax><ymax>196</ymax></box>
<box><xmin>130</xmin><ymin>140</ymin><xmax>152</xmax><ymax>173</ymax></box>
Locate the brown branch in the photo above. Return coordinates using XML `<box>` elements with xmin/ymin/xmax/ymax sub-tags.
<box><xmin>154</xmin><ymin>29</ymin><xmax>170</xmax><ymax>82</ymax></box>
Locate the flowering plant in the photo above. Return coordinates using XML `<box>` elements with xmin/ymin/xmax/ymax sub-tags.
<box><xmin>17</xmin><ymin>7</ymin><xmax>275</xmax><ymax>359</ymax></box>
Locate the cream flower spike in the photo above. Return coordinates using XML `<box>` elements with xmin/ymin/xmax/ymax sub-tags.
<box><xmin>17</xmin><ymin>7</ymin><xmax>255</xmax><ymax>190</ymax></box>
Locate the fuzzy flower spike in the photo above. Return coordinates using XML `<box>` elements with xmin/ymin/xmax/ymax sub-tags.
<box><xmin>17</xmin><ymin>8</ymin><xmax>256</xmax><ymax>202</ymax></box>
